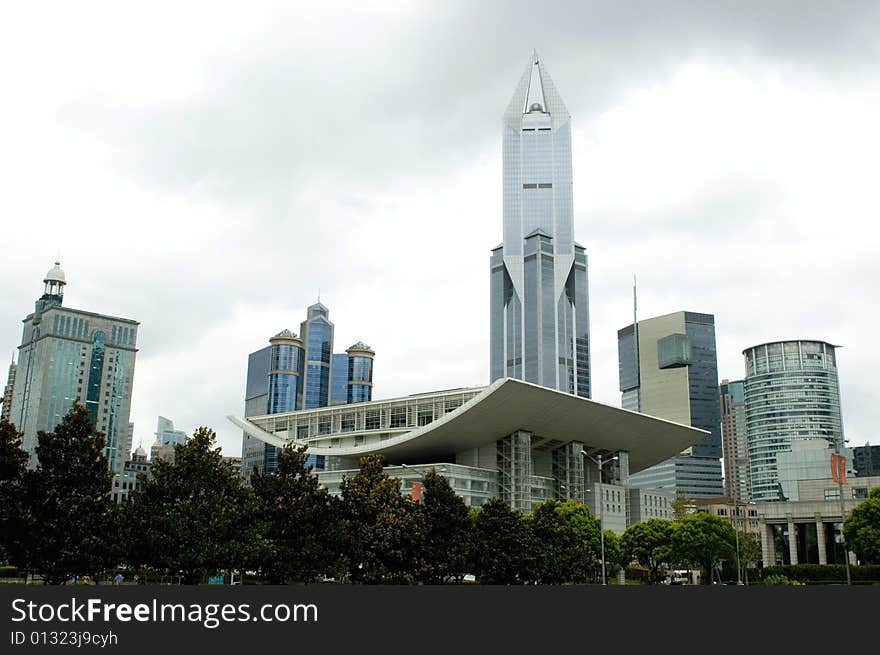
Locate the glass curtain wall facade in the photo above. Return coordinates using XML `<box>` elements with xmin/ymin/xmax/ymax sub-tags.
<box><xmin>490</xmin><ymin>51</ymin><xmax>590</xmax><ymax>398</ymax></box>
<box><xmin>263</xmin><ymin>330</ymin><xmax>305</xmax><ymax>473</ymax></box>
<box><xmin>242</xmin><ymin>303</ymin><xmax>374</xmax><ymax>480</ymax></box>
<box><xmin>346</xmin><ymin>342</ymin><xmax>374</xmax><ymax>404</ymax></box>
<box><xmin>619</xmin><ymin>311</ymin><xmax>723</xmax><ymax>498</ymax></box>
<box><xmin>743</xmin><ymin>340</ymin><xmax>844</xmax><ymax>502</ymax></box>
<box><xmin>241</xmin><ymin>346</ymin><xmax>271</xmax><ymax>482</ymax></box>
<box><xmin>301</xmin><ymin>303</ymin><xmax>333</xmax><ymax>410</ymax></box>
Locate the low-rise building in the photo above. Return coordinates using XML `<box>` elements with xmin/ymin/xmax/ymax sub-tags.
<box><xmin>231</xmin><ymin>377</ymin><xmax>709</xmax><ymax>530</ymax></box>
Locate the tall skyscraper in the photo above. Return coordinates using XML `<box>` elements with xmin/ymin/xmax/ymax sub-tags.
<box><xmin>9</xmin><ymin>262</ymin><xmax>139</xmax><ymax>473</ymax></box>
<box><xmin>1</xmin><ymin>355</ymin><xmax>16</xmax><ymax>422</ymax></box>
<box><xmin>743</xmin><ymin>340</ymin><xmax>845</xmax><ymax>501</ymax></box>
<box><xmin>240</xmin><ymin>301</ymin><xmax>374</xmax><ymax>481</ymax></box>
<box><xmin>720</xmin><ymin>379</ymin><xmax>749</xmax><ymax>500</ymax></box>
<box><xmin>619</xmin><ymin>311</ymin><xmax>724</xmax><ymax>498</ymax></box>
<box><xmin>301</xmin><ymin>303</ymin><xmax>333</xmax><ymax>409</ymax></box>
<box><xmin>490</xmin><ymin>51</ymin><xmax>590</xmax><ymax>397</ymax></box>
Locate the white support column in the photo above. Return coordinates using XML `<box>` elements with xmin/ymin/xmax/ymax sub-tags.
<box><xmin>760</xmin><ymin>521</ymin><xmax>776</xmax><ymax>567</ymax></box>
<box><xmin>787</xmin><ymin>517</ymin><xmax>798</xmax><ymax>566</ymax></box>
<box><xmin>816</xmin><ymin>517</ymin><xmax>827</xmax><ymax>566</ymax></box>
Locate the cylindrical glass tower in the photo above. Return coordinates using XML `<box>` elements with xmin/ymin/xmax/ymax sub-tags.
<box><xmin>268</xmin><ymin>329</ymin><xmax>305</xmax><ymax>413</ymax></box>
<box><xmin>346</xmin><ymin>342</ymin><xmax>374</xmax><ymax>404</ymax></box>
<box><xmin>743</xmin><ymin>340</ymin><xmax>844</xmax><ymax>501</ymax></box>
<box><xmin>265</xmin><ymin>329</ymin><xmax>304</xmax><ymax>474</ymax></box>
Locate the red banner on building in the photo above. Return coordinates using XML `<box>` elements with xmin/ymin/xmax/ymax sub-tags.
<box><xmin>831</xmin><ymin>453</ymin><xmax>847</xmax><ymax>485</ymax></box>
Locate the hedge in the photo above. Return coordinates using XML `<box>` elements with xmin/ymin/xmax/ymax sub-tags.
<box><xmin>762</xmin><ymin>564</ymin><xmax>880</xmax><ymax>583</ymax></box>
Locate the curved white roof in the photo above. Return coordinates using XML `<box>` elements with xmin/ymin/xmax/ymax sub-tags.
<box><xmin>229</xmin><ymin>378</ymin><xmax>707</xmax><ymax>473</ymax></box>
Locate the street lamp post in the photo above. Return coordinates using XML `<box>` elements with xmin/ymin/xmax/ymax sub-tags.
<box><xmin>733</xmin><ymin>499</ymin><xmax>743</xmax><ymax>585</ymax></box>
<box><xmin>834</xmin><ymin>442</ymin><xmax>852</xmax><ymax>586</ymax></box>
<box><xmin>582</xmin><ymin>451</ymin><xmax>618</xmax><ymax>586</ymax></box>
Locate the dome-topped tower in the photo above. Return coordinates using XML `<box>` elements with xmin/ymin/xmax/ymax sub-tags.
<box><xmin>43</xmin><ymin>261</ymin><xmax>66</xmax><ymax>303</ymax></box>
<box><xmin>33</xmin><ymin>261</ymin><xmax>66</xmax><ymax>319</ymax></box>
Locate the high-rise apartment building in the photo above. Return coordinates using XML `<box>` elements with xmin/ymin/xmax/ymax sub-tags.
<box><xmin>9</xmin><ymin>263</ymin><xmax>138</xmax><ymax>473</ymax></box>
<box><xmin>743</xmin><ymin>340</ymin><xmax>845</xmax><ymax>501</ymax></box>
<box><xmin>490</xmin><ymin>51</ymin><xmax>590</xmax><ymax>397</ymax></box>
<box><xmin>240</xmin><ymin>302</ymin><xmax>374</xmax><ymax>481</ymax></box>
<box><xmin>1</xmin><ymin>355</ymin><xmax>15</xmax><ymax>422</ymax></box>
<box><xmin>619</xmin><ymin>311</ymin><xmax>723</xmax><ymax>498</ymax></box>
<box><xmin>720</xmin><ymin>379</ymin><xmax>749</xmax><ymax>500</ymax></box>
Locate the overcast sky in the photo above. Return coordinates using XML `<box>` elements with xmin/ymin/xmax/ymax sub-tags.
<box><xmin>2</xmin><ymin>1</ymin><xmax>878</xmax><ymax>456</ymax></box>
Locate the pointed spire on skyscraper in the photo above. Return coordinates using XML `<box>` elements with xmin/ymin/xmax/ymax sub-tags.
<box><xmin>524</xmin><ymin>50</ymin><xmax>547</xmax><ymax>114</ymax></box>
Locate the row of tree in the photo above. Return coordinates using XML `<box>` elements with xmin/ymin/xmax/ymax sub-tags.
<box><xmin>2</xmin><ymin>405</ymin><xmax>877</xmax><ymax>584</ymax></box>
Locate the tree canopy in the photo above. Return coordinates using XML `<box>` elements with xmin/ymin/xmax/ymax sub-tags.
<box><xmin>339</xmin><ymin>454</ymin><xmax>424</xmax><ymax>584</ymax></box>
<box><xmin>24</xmin><ymin>403</ymin><xmax>116</xmax><ymax>584</ymax></box>
<box><xmin>620</xmin><ymin>518</ymin><xmax>677</xmax><ymax>584</ymax></box>
<box><xmin>122</xmin><ymin>426</ymin><xmax>259</xmax><ymax>584</ymax></box>
<box><xmin>472</xmin><ymin>497</ymin><xmax>531</xmax><ymax>584</ymax></box>
<box><xmin>416</xmin><ymin>468</ymin><xmax>473</xmax><ymax>584</ymax></box>
<box><xmin>844</xmin><ymin>490</ymin><xmax>880</xmax><ymax>564</ymax></box>
<box><xmin>672</xmin><ymin>512</ymin><xmax>736</xmax><ymax>584</ymax></box>
<box><xmin>251</xmin><ymin>444</ymin><xmax>343</xmax><ymax>583</ymax></box>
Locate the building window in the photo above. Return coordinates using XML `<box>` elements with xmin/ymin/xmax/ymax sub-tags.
<box><xmin>853</xmin><ymin>488</ymin><xmax>869</xmax><ymax>499</ymax></box>
<box><xmin>824</xmin><ymin>489</ymin><xmax>841</xmax><ymax>500</ymax></box>
<box><xmin>390</xmin><ymin>407</ymin><xmax>407</xmax><ymax>428</ymax></box>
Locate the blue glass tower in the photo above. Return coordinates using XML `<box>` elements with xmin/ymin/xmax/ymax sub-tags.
<box><xmin>242</xmin><ymin>301</ymin><xmax>375</xmax><ymax>480</ymax></box>
<box><xmin>490</xmin><ymin>51</ymin><xmax>590</xmax><ymax>397</ymax></box>
<box><xmin>346</xmin><ymin>342</ymin><xmax>374</xmax><ymax>404</ymax></box>
<box><xmin>300</xmin><ymin>303</ymin><xmax>333</xmax><ymax>410</ymax></box>
<box><xmin>263</xmin><ymin>329</ymin><xmax>305</xmax><ymax>473</ymax></box>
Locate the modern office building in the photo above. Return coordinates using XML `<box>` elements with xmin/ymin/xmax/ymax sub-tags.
<box><xmin>490</xmin><ymin>51</ymin><xmax>591</xmax><ymax>398</ymax></box>
<box><xmin>231</xmin><ymin>377</ymin><xmax>708</xmax><ymax>518</ymax></box>
<box><xmin>619</xmin><ymin>311</ymin><xmax>723</xmax><ymax>498</ymax></box>
<box><xmin>1</xmin><ymin>355</ymin><xmax>15</xmax><ymax>422</ymax></box>
<box><xmin>743</xmin><ymin>340</ymin><xmax>845</xmax><ymax>502</ymax></box>
<box><xmin>9</xmin><ymin>262</ymin><xmax>139</xmax><ymax>473</ymax></box>
<box><xmin>155</xmin><ymin>416</ymin><xmax>186</xmax><ymax>446</ymax></box>
<box><xmin>240</xmin><ymin>302</ymin><xmax>375</xmax><ymax>481</ymax></box>
<box><xmin>241</xmin><ymin>345</ymin><xmax>271</xmax><ymax>482</ymax></box>
<box><xmin>720</xmin><ymin>379</ymin><xmax>749</xmax><ymax>500</ymax></box>
<box><xmin>853</xmin><ymin>443</ymin><xmax>880</xmax><ymax>477</ymax></box>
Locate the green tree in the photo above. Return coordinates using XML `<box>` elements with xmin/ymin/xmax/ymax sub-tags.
<box><xmin>672</xmin><ymin>496</ymin><xmax>695</xmax><ymax>522</ymax></box>
<box><xmin>24</xmin><ymin>404</ymin><xmax>117</xmax><ymax>584</ymax></box>
<box><xmin>602</xmin><ymin>529</ymin><xmax>623</xmax><ymax>579</ymax></box>
<box><xmin>251</xmin><ymin>444</ymin><xmax>343</xmax><ymax>583</ymax></box>
<box><xmin>339</xmin><ymin>454</ymin><xmax>424</xmax><ymax>584</ymax></box>
<box><xmin>736</xmin><ymin>531</ymin><xmax>762</xmax><ymax>584</ymax></box>
<box><xmin>554</xmin><ymin>500</ymin><xmax>601</xmax><ymax>580</ymax></box>
<box><xmin>472</xmin><ymin>498</ymin><xmax>531</xmax><ymax>584</ymax></box>
<box><xmin>843</xmin><ymin>488</ymin><xmax>880</xmax><ymax>564</ymax></box>
<box><xmin>416</xmin><ymin>468</ymin><xmax>473</xmax><ymax>584</ymax></box>
<box><xmin>672</xmin><ymin>512</ymin><xmax>736</xmax><ymax>584</ymax></box>
<box><xmin>528</xmin><ymin>500</ymin><xmax>593</xmax><ymax>583</ymax></box>
<box><xmin>0</xmin><ymin>419</ymin><xmax>30</xmax><ymax>568</ymax></box>
<box><xmin>620</xmin><ymin>518</ymin><xmax>677</xmax><ymax>584</ymax></box>
<box><xmin>122</xmin><ymin>426</ymin><xmax>259</xmax><ymax>584</ymax></box>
